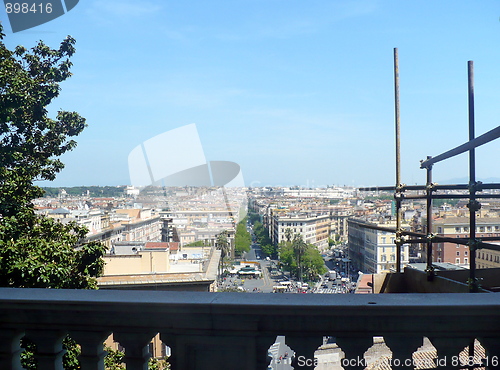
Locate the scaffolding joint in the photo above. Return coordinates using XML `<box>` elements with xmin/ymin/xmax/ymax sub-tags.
<box><xmin>469</xmin><ymin>180</ymin><xmax>483</xmax><ymax>193</ymax></box>
<box><xmin>420</xmin><ymin>158</ymin><xmax>433</xmax><ymax>170</ymax></box>
<box><xmin>468</xmin><ymin>238</ymin><xmax>482</xmax><ymax>251</ymax></box>
<box><xmin>467</xmin><ymin>200</ymin><xmax>482</xmax><ymax>212</ymax></box>
<box><xmin>425</xmin><ymin>265</ymin><xmax>435</xmax><ymax>281</ymax></box>
<box><xmin>395</xmin><ymin>183</ymin><xmax>406</xmax><ymax>192</ymax></box>
<box><xmin>467</xmin><ymin>277</ymin><xmax>482</xmax><ymax>292</ymax></box>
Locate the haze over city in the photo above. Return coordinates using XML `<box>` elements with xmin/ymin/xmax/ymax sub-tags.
<box><xmin>1</xmin><ymin>0</ymin><xmax>499</xmax><ymax>188</ymax></box>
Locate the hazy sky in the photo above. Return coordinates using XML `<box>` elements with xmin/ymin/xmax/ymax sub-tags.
<box><xmin>1</xmin><ymin>0</ymin><xmax>499</xmax><ymax>188</ymax></box>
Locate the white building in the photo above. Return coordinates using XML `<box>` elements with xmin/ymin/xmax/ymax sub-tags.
<box><xmin>348</xmin><ymin>218</ymin><xmax>410</xmax><ymax>274</ymax></box>
<box><xmin>270</xmin><ymin>212</ymin><xmax>331</xmax><ymax>251</ymax></box>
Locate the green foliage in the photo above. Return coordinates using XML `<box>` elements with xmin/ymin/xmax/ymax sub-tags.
<box><xmin>0</xmin><ymin>213</ymin><xmax>105</xmax><ymax>288</ymax></box>
<box><xmin>104</xmin><ymin>347</ymin><xmax>125</xmax><ymax>370</ymax></box>
<box><xmin>364</xmin><ymin>194</ymin><xmax>393</xmax><ymax>201</ymax></box>
<box><xmin>42</xmin><ymin>186</ymin><xmax>127</xmax><ymax>198</ymax></box>
<box><xmin>278</xmin><ymin>236</ymin><xmax>326</xmax><ymax>281</ymax></box>
<box><xmin>62</xmin><ymin>337</ymin><xmax>81</xmax><ymax>370</ymax></box>
<box><xmin>21</xmin><ymin>335</ymin><xmax>82</xmax><ymax>370</ymax></box>
<box><xmin>253</xmin><ymin>221</ymin><xmax>276</xmax><ymax>257</ymax></box>
<box><xmin>302</xmin><ymin>247</ymin><xmax>328</xmax><ymax>280</ymax></box>
<box><xmin>433</xmin><ymin>198</ymin><xmax>460</xmax><ymax>208</ymax></box>
<box><xmin>328</xmin><ymin>235</ymin><xmax>341</xmax><ymax>247</ymax></box>
<box><xmin>278</xmin><ymin>241</ymin><xmax>297</xmax><ymax>272</ymax></box>
<box><xmin>103</xmin><ymin>346</ymin><xmax>171</xmax><ymax>370</ymax></box>
<box><xmin>148</xmin><ymin>357</ymin><xmax>170</xmax><ymax>370</ymax></box>
<box><xmin>234</xmin><ymin>218</ymin><xmax>251</xmax><ymax>257</ymax></box>
<box><xmin>216</xmin><ymin>230</ymin><xmax>230</xmax><ymax>258</ymax></box>
<box><xmin>0</xmin><ymin>24</ymin><xmax>106</xmax><ymax>369</ymax></box>
<box><xmin>184</xmin><ymin>240</ymin><xmax>210</xmax><ymax>247</ymax></box>
<box><xmin>0</xmin><ymin>30</ymin><xmax>86</xmax><ymax>216</ymax></box>
<box><xmin>0</xmin><ymin>23</ymin><xmax>106</xmax><ymax>289</ymax></box>
<box><xmin>247</xmin><ymin>211</ymin><xmax>261</xmax><ymax>224</ymax></box>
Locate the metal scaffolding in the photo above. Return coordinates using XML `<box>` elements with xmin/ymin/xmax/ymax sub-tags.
<box><xmin>359</xmin><ymin>50</ymin><xmax>500</xmax><ymax>293</ymax></box>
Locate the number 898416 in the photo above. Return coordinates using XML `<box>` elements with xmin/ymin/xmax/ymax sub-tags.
<box><xmin>5</xmin><ymin>3</ymin><xmax>53</xmax><ymax>14</ymax></box>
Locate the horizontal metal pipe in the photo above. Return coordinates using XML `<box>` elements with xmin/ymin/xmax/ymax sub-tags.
<box><xmin>420</xmin><ymin>125</ymin><xmax>500</xmax><ymax>169</ymax></box>
<box><xmin>359</xmin><ymin>183</ymin><xmax>500</xmax><ymax>192</ymax></box>
<box><xmin>355</xmin><ymin>223</ymin><xmax>500</xmax><ymax>245</ymax></box>
<box><xmin>401</xmin><ymin>193</ymin><xmax>500</xmax><ymax>200</ymax></box>
<box><xmin>402</xmin><ymin>238</ymin><xmax>429</xmax><ymax>244</ymax></box>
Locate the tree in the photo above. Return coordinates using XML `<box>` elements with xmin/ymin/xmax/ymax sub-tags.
<box><xmin>0</xmin><ymin>24</ymin><xmax>106</xmax><ymax>368</ymax></box>
<box><xmin>247</xmin><ymin>211</ymin><xmax>261</xmax><ymax>224</ymax></box>
<box><xmin>0</xmin><ymin>22</ymin><xmax>106</xmax><ymax>287</ymax></box>
<box><xmin>278</xmin><ymin>237</ymin><xmax>326</xmax><ymax>282</ymax></box>
<box><xmin>253</xmin><ymin>221</ymin><xmax>276</xmax><ymax>257</ymax></box>
<box><xmin>216</xmin><ymin>230</ymin><xmax>230</xmax><ymax>259</ymax></box>
<box><xmin>292</xmin><ymin>234</ymin><xmax>307</xmax><ymax>282</ymax></box>
<box><xmin>277</xmin><ymin>240</ymin><xmax>297</xmax><ymax>274</ymax></box>
<box><xmin>216</xmin><ymin>230</ymin><xmax>230</xmax><ymax>276</ymax></box>
<box><xmin>301</xmin><ymin>247</ymin><xmax>327</xmax><ymax>281</ymax></box>
<box><xmin>234</xmin><ymin>218</ymin><xmax>251</xmax><ymax>257</ymax></box>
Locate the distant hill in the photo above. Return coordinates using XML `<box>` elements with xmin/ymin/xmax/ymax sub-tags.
<box><xmin>42</xmin><ymin>186</ymin><xmax>127</xmax><ymax>198</ymax></box>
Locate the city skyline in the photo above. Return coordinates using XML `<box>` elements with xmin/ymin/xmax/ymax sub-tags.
<box><xmin>1</xmin><ymin>0</ymin><xmax>499</xmax><ymax>188</ymax></box>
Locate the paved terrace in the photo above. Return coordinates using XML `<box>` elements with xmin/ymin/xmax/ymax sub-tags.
<box><xmin>1</xmin><ymin>288</ymin><xmax>500</xmax><ymax>370</ymax></box>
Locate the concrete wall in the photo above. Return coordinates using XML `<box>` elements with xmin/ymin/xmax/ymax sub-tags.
<box><xmin>381</xmin><ymin>267</ymin><xmax>491</xmax><ymax>293</ymax></box>
<box><xmin>104</xmin><ymin>250</ymin><xmax>170</xmax><ymax>275</ymax></box>
<box><xmin>99</xmin><ymin>281</ymin><xmax>214</xmax><ymax>292</ymax></box>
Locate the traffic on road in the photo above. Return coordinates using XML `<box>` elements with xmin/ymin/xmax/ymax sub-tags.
<box><xmin>218</xmin><ymin>223</ymin><xmax>359</xmax><ymax>294</ymax></box>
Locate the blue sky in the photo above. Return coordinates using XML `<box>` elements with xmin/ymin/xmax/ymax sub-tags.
<box><xmin>1</xmin><ymin>0</ymin><xmax>499</xmax><ymax>188</ymax></box>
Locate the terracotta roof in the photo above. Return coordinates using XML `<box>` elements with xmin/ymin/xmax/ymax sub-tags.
<box><xmin>144</xmin><ymin>242</ymin><xmax>179</xmax><ymax>251</ymax></box>
<box><xmin>144</xmin><ymin>242</ymin><xmax>168</xmax><ymax>250</ymax></box>
<box><xmin>355</xmin><ymin>274</ymin><xmax>373</xmax><ymax>294</ymax></box>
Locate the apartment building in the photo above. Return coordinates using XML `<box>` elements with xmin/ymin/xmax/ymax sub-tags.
<box><xmin>433</xmin><ymin>216</ymin><xmax>500</xmax><ymax>268</ymax></box>
<box><xmin>269</xmin><ymin>212</ymin><xmax>331</xmax><ymax>251</ymax></box>
<box><xmin>329</xmin><ymin>206</ymin><xmax>352</xmax><ymax>242</ymax></box>
<box><xmin>348</xmin><ymin>218</ymin><xmax>410</xmax><ymax>274</ymax></box>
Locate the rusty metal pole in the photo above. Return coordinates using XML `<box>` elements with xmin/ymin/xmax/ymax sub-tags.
<box><xmin>468</xmin><ymin>61</ymin><xmax>479</xmax><ymax>293</ymax></box>
<box><xmin>394</xmin><ymin>48</ymin><xmax>402</xmax><ymax>273</ymax></box>
<box><xmin>425</xmin><ymin>159</ymin><xmax>434</xmax><ymax>279</ymax></box>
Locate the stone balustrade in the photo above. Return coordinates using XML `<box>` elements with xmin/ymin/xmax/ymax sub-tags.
<box><xmin>1</xmin><ymin>288</ymin><xmax>500</xmax><ymax>370</ymax></box>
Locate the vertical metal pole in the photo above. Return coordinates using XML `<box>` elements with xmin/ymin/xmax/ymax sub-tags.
<box><xmin>394</xmin><ymin>48</ymin><xmax>402</xmax><ymax>273</ymax></box>
<box><xmin>425</xmin><ymin>159</ymin><xmax>434</xmax><ymax>278</ymax></box>
<box><xmin>394</xmin><ymin>48</ymin><xmax>401</xmax><ymax>188</ymax></box>
<box><xmin>468</xmin><ymin>61</ymin><xmax>478</xmax><ymax>293</ymax></box>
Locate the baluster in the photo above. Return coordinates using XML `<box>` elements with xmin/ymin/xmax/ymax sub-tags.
<box><xmin>26</xmin><ymin>330</ymin><xmax>67</xmax><ymax>370</ymax></box>
<box><xmin>256</xmin><ymin>335</ymin><xmax>278</xmax><ymax>370</ymax></box>
<box><xmin>163</xmin><ymin>332</ymin><xmax>265</xmax><ymax>370</ymax></box>
<box><xmin>0</xmin><ymin>329</ymin><xmax>24</xmax><ymax>370</ymax></box>
<box><xmin>159</xmin><ymin>333</ymin><xmax>177</xmax><ymax>369</ymax></box>
<box><xmin>113</xmin><ymin>332</ymin><xmax>156</xmax><ymax>370</ymax></box>
<box><xmin>478</xmin><ymin>338</ymin><xmax>500</xmax><ymax>370</ymax></box>
<box><xmin>429</xmin><ymin>337</ymin><xmax>471</xmax><ymax>370</ymax></box>
<box><xmin>70</xmin><ymin>331</ymin><xmax>111</xmax><ymax>370</ymax></box>
<box><xmin>384</xmin><ymin>336</ymin><xmax>422</xmax><ymax>368</ymax></box>
<box><xmin>335</xmin><ymin>336</ymin><xmax>373</xmax><ymax>370</ymax></box>
<box><xmin>285</xmin><ymin>335</ymin><xmax>322</xmax><ymax>369</ymax></box>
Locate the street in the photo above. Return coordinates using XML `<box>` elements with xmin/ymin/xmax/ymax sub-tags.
<box><xmin>220</xmin><ymin>237</ymin><xmax>358</xmax><ymax>294</ymax></box>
